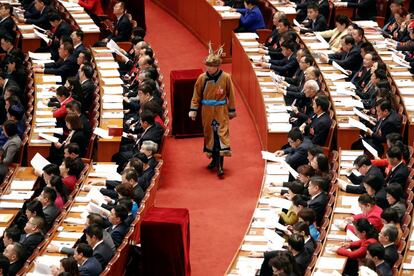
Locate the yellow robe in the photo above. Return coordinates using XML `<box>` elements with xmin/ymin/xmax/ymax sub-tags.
<box><xmin>190</xmin><ymin>70</ymin><xmax>236</xmax><ymax>156</ymax></box>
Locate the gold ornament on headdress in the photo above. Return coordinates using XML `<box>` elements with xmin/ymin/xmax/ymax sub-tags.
<box><xmin>204</xmin><ymin>41</ymin><xmax>224</xmax><ymax>67</ymax></box>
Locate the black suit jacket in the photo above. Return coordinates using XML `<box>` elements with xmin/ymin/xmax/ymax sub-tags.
<box><xmin>386</xmin><ymin>162</ymin><xmax>409</xmax><ymax>187</ymax></box>
<box><xmin>370</xmin><ymin>111</ymin><xmax>401</xmax><ymax>146</ymax></box>
<box><xmin>25</xmin><ymin>5</ymin><xmax>53</xmax><ymax>30</ymax></box>
<box><xmin>73</xmin><ymin>43</ymin><xmax>86</xmax><ymax>58</ymax></box>
<box><xmin>81</xmin><ymin>79</ymin><xmax>96</xmax><ymax>113</ymax></box>
<box><xmin>351</xmin><ymin>66</ymin><xmax>372</xmax><ymax>91</ymax></box>
<box><xmin>0</xmin><ymin>78</ymin><xmax>21</xmax><ymax>99</ymax></box>
<box><xmin>109</xmin><ymin>14</ymin><xmax>132</xmax><ymax>42</ymax></box>
<box><xmin>106</xmin><ymin>223</ymin><xmax>129</xmax><ymax>248</ymax></box>
<box><xmin>52</xmin><ymin>21</ymin><xmax>72</xmax><ymax>42</ymax></box>
<box><xmin>20</xmin><ymin>232</ymin><xmax>45</xmax><ymax>260</ymax></box>
<box><xmin>284</xmin><ymin>137</ymin><xmax>313</xmax><ymax>170</ymax></box>
<box><xmin>384</xmin><ymin>244</ymin><xmax>399</xmax><ymax>267</ymax></box>
<box><xmin>328</xmin><ymin>46</ymin><xmax>363</xmax><ymax>72</ymax></box>
<box><xmin>80</xmin><ymin>114</ymin><xmax>92</xmax><ymax>139</ymax></box>
<box><xmin>79</xmin><ymin>256</ymin><xmax>102</xmax><ymax>276</ymax></box>
<box><xmin>0</xmin><ymin>16</ymin><xmax>16</xmax><ymax>39</ymax></box>
<box><xmin>308</xmin><ymin>192</ymin><xmax>328</xmax><ymax>225</ymax></box>
<box><xmin>301</xmin><ymin>14</ymin><xmax>327</xmax><ymax>33</ymax></box>
<box><xmin>70</xmin><ymin>130</ymin><xmax>88</xmax><ymax>157</ymax></box>
<box><xmin>44</xmin><ymin>56</ymin><xmax>78</xmax><ymax>83</ymax></box>
<box><xmin>346</xmin><ymin>0</ymin><xmax>377</xmax><ymax>20</ymax></box>
<box><xmin>270</xmin><ymin>54</ymin><xmax>299</xmax><ymax>78</ymax></box>
<box><xmin>346</xmin><ymin>165</ymin><xmax>383</xmax><ymax>194</ymax></box>
<box><xmin>93</xmin><ymin>241</ymin><xmax>114</xmax><ymax>267</ymax></box>
<box><xmin>295</xmin><ymin>250</ymin><xmax>312</xmax><ymax>276</ymax></box>
<box><xmin>43</xmin><ymin>203</ymin><xmax>60</xmax><ymax>230</ymax></box>
<box><xmin>8</xmin><ymin>260</ymin><xmax>24</xmax><ymax>276</ymax></box>
<box><xmin>135</xmin><ymin>123</ymin><xmax>164</xmax><ymax>150</ymax></box>
<box><xmin>307</xmin><ymin>112</ymin><xmax>332</xmax><ymax>146</ymax></box>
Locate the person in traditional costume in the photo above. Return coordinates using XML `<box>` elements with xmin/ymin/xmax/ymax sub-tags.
<box><xmin>189</xmin><ymin>43</ymin><xmax>236</xmax><ymax>177</ymax></box>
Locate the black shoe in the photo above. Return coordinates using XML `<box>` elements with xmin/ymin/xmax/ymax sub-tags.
<box><xmin>217</xmin><ymin>167</ymin><xmax>224</xmax><ymax>177</ymax></box>
<box><xmin>207</xmin><ymin>159</ymin><xmax>216</xmax><ymax>170</ymax></box>
<box><xmin>217</xmin><ymin>156</ymin><xmax>224</xmax><ymax>177</ymax></box>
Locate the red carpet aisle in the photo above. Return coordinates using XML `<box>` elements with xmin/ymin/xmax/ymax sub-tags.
<box><xmin>145</xmin><ymin>1</ymin><xmax>264</xmax><ymax>275</ymax></box>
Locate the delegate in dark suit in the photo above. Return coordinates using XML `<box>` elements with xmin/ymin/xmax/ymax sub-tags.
<box><xmin>80</xmin><ymin>79</ymin><xmax>96</xmax><ymax>114</ymax></box>
<box><xmin>308</xmin><ymin>191</ymin><xmax>328</xmax><ymax>225</ymax></box>
<box><xmin>0</xmin><ymin>16</ymin><xmax>16</xmax><ymax>39</ymax></box>
<box><xmin>283</xmin><ymin>137</ymin><xmax>313</xmax><ymax>170</ymax></box>
<box><xmin>79</xmin><ymin>256</ymin><xmax>102</xmax><ymax>276</ymax></box>
<box><xmin>8</xmin><ymin>260</ymin><xmax>24</xmax><ymax>276</ymax></box>
<box><xmin>301</xmin><ymin>14</ymin><xmax>327</xmax><ymax>33</ymax></box>
<box><xmin>270</xmin><ymin>54</ymin><xmax>298</xmax><ymax>78</ymax></box>
<box><xmin>25</xmin><ymin>5</ymin><xmax>53</xmax><ymax>30</ymax></box>
<box><xmin>366</xmin><ymin>110</ymin><xmax>401</xmax><ymax>155</ymax></box>
<box><xmin>44</xmin><ymin>56</ymin><xmax>78</xmax><ymax>84</ymax></box>
<box><xmin>328</xmin><ymin>45</ymin><xmax>363</xmax><ymax>72</ymax></box>
<box><xmin>108</xmin><ymin>14</ymin><xmax>132</xmax><ymax>42</ymax></box>
<box><xmin>43</xmin><ymin>203</ymin><xmax>60</xmax><ymax>230</ymax></box>
<box><xmin>346</xmin><ymin>165</ymin><xmax>383</xmax><ymax>194</ymax></box>
<box><xmin>106</xmin><ymin>223</ymin><xmax>129</xmax><ymax>248</ymax></box>
<box><xmin>93</xmin><ymin>241</ymin><xmax>114</xmax><ymax>267</ymax></box>
<box><xmin>307</xmin><ymin>112</ymin><xmax>332</xmax><ymax>147</ymax></box>
<box><xmin>386</xmin><ymin>162</ymin><xmax>409</xmax><ymax>187</ymax></box>
<box><xmin>0</xmin><ymin>78</ymin><xmax>21</xmax><ymax>99</ymax></box>
<box><xmin>344</xmin><ymin>0</ymin><xmax>377</xmax><ymax>21</ymax></box>
<box><xmin>351</xmin><ymin>67</ymin><xmax>372</xmax><ymax>91</ymax></box>
<box><xmin>20</xmin><ymin>232</ymin><xmax>44</xmax><ymax>260</ymax></box>
<box><xmin>384</xmin><ymin>244</ymin><xmax>399</xmax><ymax>267</ymax></box>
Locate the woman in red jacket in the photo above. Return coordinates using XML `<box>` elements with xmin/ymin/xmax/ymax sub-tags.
<box><xmin>336</xmin><ymin>218</ymin><xmax>379</xmax><ymax>274</ymax></box>
<box><xmin>339</xmin><ymin>194</ymin><xmax>384</xmax><ymax>233</ymax></box>
<box><xmin>76</xmin><ymin>0</ymin><xmax>104</xmax><ymax>17</ymax></box>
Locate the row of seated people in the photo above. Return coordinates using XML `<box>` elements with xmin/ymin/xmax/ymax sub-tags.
<box><xmin>245</xmin><ymin>131</ymin><xmax>411</xmax><ymax>275</ymax></box>
<box><xmin>255</xmin><ymin>12</ymin><xmax>406</xmax><ymax>159</ymax></box>
<box><xmin>232</xmin><ymin>9</ymin><xmax>412</xmax><ymax>275</ymax></box>
<box><xmin>246</xmin><ymin>140</ymin><xmax>334</xmax><ymax>275</ymax></box>
<box><xmin>0</xmin><ymin>51</ymin><xmax>166</xmax><ymax>276</ymax></box>
<box><xmin>220</xmin><ymin>0</ymin><xmax>383</xmax><ymax>35</ymax></box>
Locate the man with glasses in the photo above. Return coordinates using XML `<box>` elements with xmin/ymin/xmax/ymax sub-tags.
<box><xmin>274</xmin><ymin>127</ymin><xmax>313</xmax><ymax>170</ymax></box>
<box><xmin>20</xmin><ymin>216</ymin><xmax>45</xmax><ymax>260</ymax></box>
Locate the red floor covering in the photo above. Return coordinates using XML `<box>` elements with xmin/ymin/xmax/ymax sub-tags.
<box><xmin>145</xmin><ymin>1</ymin><xmax>264</xmax><ymax>275</ymax></box>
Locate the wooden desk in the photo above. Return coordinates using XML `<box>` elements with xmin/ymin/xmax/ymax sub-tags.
<box><xmin>91</xmin><ymin>48</ymin><xmax>123</xmax><ymax>162</ymax></box>
<box><xmin>0</xmin><ymin>166</ymin><xmax>38</xmax><ymax>232</ymax></box>
<box><xmin>152</xmin><ymin>0</ymin><xmax>239</xmax><ymax>63</ymax></box>
<box><xmin>357</xmin><ymin>24</ymin><xmax>413</xmax><ymax>145</ymax></box>
<box><xmin>313</xmin><ymin>150</ymin><xmax>362</xmax><ymax>275</ymax></box>
<box><xmin>226</xmin><ymin>162</ymin><xmax>290</xmax><ymax>275</ymax></box>
<box><xmin>18</xmin><ymin>24</ymin><xmax>41</xmax><ymax>53</ymax></box>
<box><xmin>232</xmin><ymin>33</ymin><xmax>290</xmax><ymax>151</ymax></box>
<box><xmin>27</xmin><ymin>72</ymin><xmax>61</xmax><ymax>163</ymax></box>
<box><xmin>55</xmin><ymin>0</ymin><xmax>100</xmax><ymax>47</ymax></box>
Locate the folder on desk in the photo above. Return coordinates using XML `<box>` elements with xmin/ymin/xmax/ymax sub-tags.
<box><xmin>34</xmin><ymin>127</ymin><xmax>63</xmax><ymax>134</ymax></box>
<box><xmin>102</xmin><ymin>112</ymin><xmax>123</xmax><ymax>119</ymax></box>
<box><xmin>235</xmin><ymin>33</ymin><xmax>259</xmax><ymax>40</ymax></box>
<box><xmin>1</xmin><ymin>191</ymin><xmax>34</xmax><ymax>201</ymax></box>
<box><xmin>348</xmin><ymin>117</ymin><xmax>368</xmax><ymax>132</ymax></box>
<box><xmin>261</xmin><ymin>151</ymin><xmax>284</xmax><ymax>162</ymax></box>
<box><xmin>0</xmin><ymin>201</ymin><xmax>24</xmax><ymax>209</ymax></box>
<box><xmin>315</xmin><ymin>257</ymin><xmax>346</xmax><ymax>270</ymax></box>
<box><xmin>42</xmin><ymin>75</ymin><xmax>62</xmax><ymax>83</ymax></box>
<box><xmin>28</xmin><ymin>51</ymin><xmax>51</xmax><ymax>60</ymax></box>
<box><xmin>93</xmin><ymin>127</ymin><xmax>113</xmax><ymax>139</ymax></box>
<box><xmin>102</xmin><ymin>94</ymin><xmax>123</xmax><ymax>103</ymax></box>
<box><xmin>102</xmin><ymin>78</ymin><xmax>124</xmax><ymax>85</ymax></box>
<box><xmin>362</xmin><ymin>139</ymin><xmax>379</xmax><ymax>159</ymax></box>
<box><xmin>38</xmin><ymin>133</ymin><xmax>59</xmax><ymax>143</ymax></box>
<box><xmin>10</xmin><ymin>180</ymin><xmax>36</xmax><ymax>190</ymax></box>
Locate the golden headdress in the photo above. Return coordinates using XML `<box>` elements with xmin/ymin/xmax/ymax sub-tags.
<box><xmin>204</xmin><ymin>42</ymin><xmax>224</xmax><ymax>67</ymax></box>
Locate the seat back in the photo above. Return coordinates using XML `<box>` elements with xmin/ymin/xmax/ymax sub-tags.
<box><xmin>323</xmin><ymin>119</ymin><xmax>336</xmax><ymax>154</ymax></box>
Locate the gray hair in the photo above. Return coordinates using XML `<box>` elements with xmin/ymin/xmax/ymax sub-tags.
<box><xmin>141</xmin><ymin>140</ymin><xmax>158</xmax><ymax>154</ymax></box>
<box><xmin>305</xmin><ymin>79</ymin><xmax>319</xmax><ymax>92</ymax></box>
